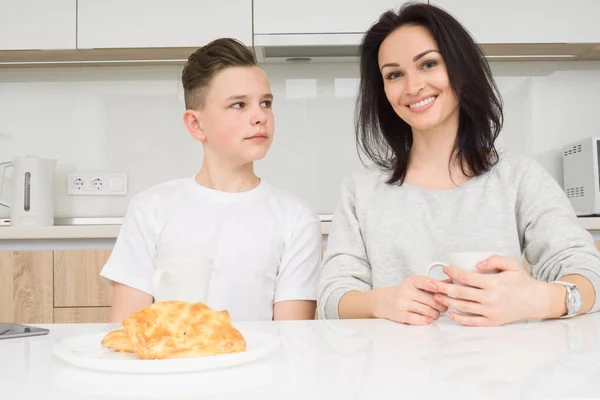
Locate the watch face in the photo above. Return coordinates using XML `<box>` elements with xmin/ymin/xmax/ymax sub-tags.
<box><xmin>569</xmin><ymin>287</ymin><xmax>583</xmax><ymax>315</ymax></box>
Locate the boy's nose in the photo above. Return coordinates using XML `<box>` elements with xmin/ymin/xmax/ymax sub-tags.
<box><xmin>250</xmin><ymin>108</ymin><xmax>268</xmax><ymax>125</ymax></box>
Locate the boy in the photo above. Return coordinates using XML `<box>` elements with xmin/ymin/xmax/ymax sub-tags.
<box><xmin>100</xmin><ymin>38</ymin><xmax>322</xmax><ymax>322</ymax></box>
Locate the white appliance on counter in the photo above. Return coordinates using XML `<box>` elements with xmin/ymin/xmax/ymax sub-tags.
<box><xmin>0</xmin><ymin>157</ymin><xmax>57</xmax><ymax>227</ymax></box>
<box><xmin>562</xmin><ymin>137</ymin><xmax>600</xmax><ymax>216</ymax></box>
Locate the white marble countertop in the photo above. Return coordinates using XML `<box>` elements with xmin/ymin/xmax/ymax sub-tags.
<box><xmin>2</xmin><ymin>315</ymin><xmax>600</xmax><ymax>399</ymax></box>
<box><xmin>0</xmin><ymin>216</ymin><xmax>599</xmax><ymax>240</ymax></box>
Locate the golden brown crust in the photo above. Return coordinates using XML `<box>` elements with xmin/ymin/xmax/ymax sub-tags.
<box><xmin>101</xmin><ymin>301</ymin><xmax>246</xmax><ymax>360</ymax></box>
<box><xmin>101</xmin><ymin>328</ymin><xmax>134</xmax><ymax>353</ymax></box>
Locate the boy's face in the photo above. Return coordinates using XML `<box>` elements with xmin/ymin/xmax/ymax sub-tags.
<box><xmin>193</xmin><ymin>66</ymin><xmax>274</xmax><ymax>165</ymax></box>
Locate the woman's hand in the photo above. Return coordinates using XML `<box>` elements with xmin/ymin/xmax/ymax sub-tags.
<box><xmin>373</xmin><ymin>275</ymin><xmax>448</xmax><ymax>325</ymax></box>
<box><xmin>428</xmin><ymin>254</ymin><xmax>555</xmax><ymax>326</ymax></box>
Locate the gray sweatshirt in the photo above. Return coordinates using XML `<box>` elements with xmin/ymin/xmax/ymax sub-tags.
<box><xmin>318</xmin><ymin>151</ymin><xmax>600</xmax><ymax>319</ymax></box>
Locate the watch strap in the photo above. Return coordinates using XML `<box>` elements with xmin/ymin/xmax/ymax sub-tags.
<box><xmin>550</xmin><ymin>280</ymin><xmax>576</xmax><ymax>318</ymax></box>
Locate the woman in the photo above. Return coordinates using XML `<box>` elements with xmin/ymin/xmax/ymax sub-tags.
<box><xmin>317</xmin><ymin>3</ymin><xmax>600</xmax><ymax>326</ymax></box>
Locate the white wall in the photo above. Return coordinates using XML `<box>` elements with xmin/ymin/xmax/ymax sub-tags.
<box><xmin>491</xmin><ymin>62</ymin><xmax>600</xmax><ymax>182</ymax></box>
<box><xmin>0</xmin><ymin>60</ymin><xmax>599</xmax><ymax>219</ymax></box>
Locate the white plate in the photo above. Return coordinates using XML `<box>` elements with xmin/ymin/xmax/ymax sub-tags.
<box><xmin>53</xmin><ymin>328</ymin><xmax>280</xmax><ymax>374</ymax></box>
<box><xmin>52</xmin><ymin>357</ymin><xmax>278</xmax><ymax>398</ymax></box>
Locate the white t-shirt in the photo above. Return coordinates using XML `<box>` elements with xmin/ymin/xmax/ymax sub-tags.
<box><xmin>100</xmin><ymin>178</ymin><xmax>323</xmax><ymax>321</ymax></box>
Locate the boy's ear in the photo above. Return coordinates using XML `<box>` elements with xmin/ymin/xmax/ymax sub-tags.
<box><xmin>183</xmin><ymin>109</ymin><xmax>206</xmax><ymax>142</ymax></box>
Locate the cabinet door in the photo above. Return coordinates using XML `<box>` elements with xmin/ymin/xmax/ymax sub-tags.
<box><xmin>430</xmin><ymin>0</ymin><xmax>600</xmax><ymax>44</ymax></box>
<box><xmin>254</xmin><ymin>1</ymin><xmax>425</xmax><ymax>35</ymax></box>
<box><xmin>0</xmin><ymin>251</ymin><xmax>53</xmax><ymax>323</ymax></box>
<box><xmin>77</xmin><ymin>0</ymin><xmax>252</xmax><ymax>49</ymax></box>
<box><xmin>54</xmin><ymin>307</ymin><xmax>111</xmax><ymax>323</ymax></box>
<box><xmin>0</xmin><ymin>0</ymin><xmax>76</xmax><ymax>51</ymax></box>
<box><xmin>53</xmin><ymin>249</ymin><xmax>113</xmax><ymax>308</ymax></box>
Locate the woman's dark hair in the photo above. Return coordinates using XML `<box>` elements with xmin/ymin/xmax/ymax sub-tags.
<box><xmin>355</xmin><ymin>2</ymin><xmax>503</xmax><ymax>185</ymax></box>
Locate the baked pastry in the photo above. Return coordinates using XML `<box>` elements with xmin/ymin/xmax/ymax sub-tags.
<box><xmin>101</xmin><ymin>301</ymin><xmax>246</xmax><ymax>360</ymax></box>
<box><xmin>101</xmin><ymin>328</ymin><xmax>133</xmax><ymax>353</ymax></box>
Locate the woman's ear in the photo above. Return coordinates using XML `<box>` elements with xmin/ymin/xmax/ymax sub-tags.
<box><xmin>183</xmin><ymin>109</ymin><xmax>206</xmax><ymax>142</ymax></box>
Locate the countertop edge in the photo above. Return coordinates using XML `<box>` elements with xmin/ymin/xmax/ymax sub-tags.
<box><xmin>0</xmin><ymin>216</ymin><xmax>333</xmax><ymax>239</ymax></box>
<box><xmin>2</xmin><ymin>216</ymin><xmax>599</xmax><ymax>240</ymax></box>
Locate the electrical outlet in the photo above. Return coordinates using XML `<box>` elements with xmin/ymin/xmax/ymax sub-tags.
<box><xmin>67</xmin><ymin>173</ymin><xmax>127</xmax><ymax>196</ymax></box>
<box><xmin>91</xmin><ymin>177</ymin><xmax>104</xmax><ymax>191</ymax></box>
<box><xmin>71</xmin><ymin>176</ymin><xmax>85</xmax><ymax>191</ymax></box>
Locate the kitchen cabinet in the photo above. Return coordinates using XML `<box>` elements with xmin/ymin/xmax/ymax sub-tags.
<box><xmin>53</xmin><ymin>250</ymin><xmax>113</xmax><ymax>308</ymax></box>
<box><xmin>252</xmin><ymin>0</ymin><xmax>427</xmax><ymax>62</ymax></box>
<box><xmin>77</xmin><ymin>0</ymin><xmax>253</xmax><ymax>50</ymax></box>
<box><xmin>251</xmin><ymin>0</ymin><xmax>599</xmax><ymax>63</ymax></box>
<box><xmin>0</xmin><ymin>251</ymin><xmax>54</xmax><ymax>324</ymax></box>
<box><xmin>254</xmin><ymin>0</ymin><xmax>425</xmax><ymax>35</ymax></box>
<box><xmin>1</xmin><ymin>0</ymin><xmax>599</xmax><ymax>65</ymax></box>
<box><xmin>0</xmin><ymin>249</ymin><xmax>112</xmax><ymax>324</ymax></box>
<box><xmin>430</xmin><ymin>0</ymin><xmax>600</xmax><ymax>44</ymax></box>
<box><xmin>0</xmin><ymin>0</ymin><xmax>76</xmax><ymax>51</ymax></box>
<box><xmin>54</xmin><ymin>307</ymin><xmax>111</xmax><ymax>323</ymax></box>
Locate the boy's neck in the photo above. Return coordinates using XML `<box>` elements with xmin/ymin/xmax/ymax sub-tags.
<box><xmin>195</xmin><ymin>159</ymin><xmax>261</xmax><ymax>193</ymax></box>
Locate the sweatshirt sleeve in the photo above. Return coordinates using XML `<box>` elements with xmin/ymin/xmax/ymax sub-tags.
<box><xmin>317</xmin><ymin>175</ymin><xmax>373</xmax><ymax>319</ymax></box>
<box><xmin>516</xmin><ymin>158</ymin><xmax>600</xmax><ymax>313</ymax></box>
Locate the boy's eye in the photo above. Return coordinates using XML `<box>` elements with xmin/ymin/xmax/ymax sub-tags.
<box><xmin>261</xmin><ymin>100</ymin><xmax>272</xmax><ymax>108</ymax></box>
<box><xmin>231</xmin><ymin>102</ymin><xmax>245</xmax><ymax>109</ymax></box>
<box><xmin>386</xmin><ymin>71</ymin><xmax>403</xmax><ymax>80</ymax></box>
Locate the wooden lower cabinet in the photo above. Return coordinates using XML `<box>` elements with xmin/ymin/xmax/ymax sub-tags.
<box><xmin>0</xmin><ymin>251</ymin><xmax>54</xmax><ymax>324</ymax></box>
<box><xmin>0</xmin><ymin>249</ymin><xmax>113</xmax><ymax>324</ymax></box>
<box><xmin>53</xmin><ymin>249</ymin><xmax>113</xmax><ymax>323</ymax></box>
<box><xmin>54</xmin><ymin>307</ymin><xmax>111</xmax><ymax>323</ymax></box>
<box><xmin>54</xmin><ymin>249</ymin><xmax>113</xmax><ymax>308</ymax></box>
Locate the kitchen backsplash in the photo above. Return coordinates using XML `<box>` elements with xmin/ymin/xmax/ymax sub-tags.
<box><xmin>0</xmin><ymin>60</ymin><xmax>599</xmax><ymax>218</ymax></box>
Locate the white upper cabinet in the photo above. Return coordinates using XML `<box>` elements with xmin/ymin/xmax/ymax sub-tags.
<box><xmin>253</xmin><ymin>1</ymin><xmax>425</xmax><ymax>35</ymax></box>
<box><xmin>77</xmin><ymin>0</ymin><xmax>253</xmax><ymax>49</ymax></box>
<box><xmin>430</xmin><ymin>0</ymin><xmax>600</xmax><ymax>44</ymax></box>
<box><xmin>0</xmin><ymin>0</ymin><xmax>76</xmax><ymax>51</ymax></box>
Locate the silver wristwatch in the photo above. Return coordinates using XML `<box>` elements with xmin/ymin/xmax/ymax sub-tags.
<box><xmin>551</xmin><ymin>281</ymin><xmax>582</xmax><ymax>318</ymax></box>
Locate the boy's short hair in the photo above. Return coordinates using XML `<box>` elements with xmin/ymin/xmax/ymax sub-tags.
<box><xmin>181</xmin><ymin>38</ymin><xmax>257</xmax><ymax>111</ymax></box>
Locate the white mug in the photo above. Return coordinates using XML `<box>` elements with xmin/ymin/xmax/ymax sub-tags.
<box><xmin>426</xmin><ymin>252</ymin><xmax>499</xmax><ymax>284</ymax></box>
<box><xmin>427</xmin><ymin>252</ymin><xmax>499</xmax><ymax>316</ymax></box>
<box><xmin>152</xmin><ymin>257</ymin><xmax>213</xmax><ymax>303</ymax></box>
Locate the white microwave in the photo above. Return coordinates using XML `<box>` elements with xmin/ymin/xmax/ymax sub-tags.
<box><xmin>562</xmin><ymin>137</ymin><xmax>600</xmax><ymax>216</ymax></box>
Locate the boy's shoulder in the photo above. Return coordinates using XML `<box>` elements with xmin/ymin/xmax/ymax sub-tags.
<box><xmin>262</xmin><ymin>182</ymin><xmax>319</xmax><ymax>222</ymax></box>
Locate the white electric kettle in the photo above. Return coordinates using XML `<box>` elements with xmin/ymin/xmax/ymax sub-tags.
<box><xmin>0</xmin><ymin>157</ymin><xmax>57</xmax><ymax>227</ymax></box>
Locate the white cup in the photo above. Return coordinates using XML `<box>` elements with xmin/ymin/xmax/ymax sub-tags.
<box><xmin>426</xmin><ymin>252</ymin><xmax>499</xmax><ymax>316</ymax></box>
<box><xmin>152</xmin><ymin>257</ymin><xmax>213</xmax><ymax>303</ymax></box>
<box><xmin>426</xmin><ymin>252</ymin><xmax>498</xmax><ymax>284</ymax></box>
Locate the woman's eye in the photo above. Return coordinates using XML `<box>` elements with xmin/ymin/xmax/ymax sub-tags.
<box><xmin>422</xmin><ymin>60</ymin><xmax>438</xmax><ymax>69</ymax></box>
<box><xmin>386</xmin><ymin>71</ymin><xmax>403</xmax><ymax>80</ymax></box>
